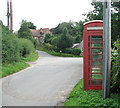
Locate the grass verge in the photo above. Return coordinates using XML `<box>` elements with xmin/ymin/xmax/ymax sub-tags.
<box><xmin>64</xmin><ymin>79</ymin><xmax>120</xmax><ymax>107</ymax></box>
<box><xmin>1</xmin><ymin>51</ymin><xmax>38</xmax><ymax>78</ymax></box>
<box><xmin>36</xmin><ymin>44</ymin><xmax>82</xmax><ymax>57</ymax></box>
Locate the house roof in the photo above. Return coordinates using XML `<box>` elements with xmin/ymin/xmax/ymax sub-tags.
<box><xmin>30</xmin><ymin>28</ymin><xmax>52</xmax><ymax>37</ymax></box>
<box><xmin>30</xmin><ymin>29</ymin><xmax>41</xmax><ymax>36</ymax></box>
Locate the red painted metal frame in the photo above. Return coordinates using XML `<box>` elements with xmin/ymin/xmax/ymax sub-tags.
<box><xmin>83</xmin><ymin>21</ymin><xmax>103</xmax><ymax>90</ymax></box>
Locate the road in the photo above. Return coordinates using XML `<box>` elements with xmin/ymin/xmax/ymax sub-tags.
<box><xmin>2</xmin><ymin>51</ymin><xmax>83</xmax><ymax>106</ymax></box>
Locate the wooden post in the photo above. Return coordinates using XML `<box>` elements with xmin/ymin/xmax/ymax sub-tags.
<box><xmin>103</xmin><ymin>0</ymin><xmax>111</xmax><ymax>99</ymax></box>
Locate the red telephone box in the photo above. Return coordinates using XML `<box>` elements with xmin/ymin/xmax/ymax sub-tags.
<box><xmin>83</xmin><ymin>20</ymin><xmax>103</xmax><ymax>90</ymax></box>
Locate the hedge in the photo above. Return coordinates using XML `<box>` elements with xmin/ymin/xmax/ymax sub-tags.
<box><xmin>2</xmin><ymin>26</ymin><xmax>35</xmax><ymax>63</ymax></box>
<box><xmin>63</xmin><ymin>48</ymin><xmax>81</xmax><ymax>55</ymax></box>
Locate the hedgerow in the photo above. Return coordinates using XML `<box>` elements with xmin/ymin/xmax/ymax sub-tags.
<box><xmin>2</xmin><ymin>25</ymin><xmax>35</xmax><ymax>63</ymax></box>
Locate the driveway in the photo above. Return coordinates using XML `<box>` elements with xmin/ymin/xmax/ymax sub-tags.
<box><xmin>2</xmin><ymin>51</ymin><xmax>83</xmax><ymax>106</ymax></box>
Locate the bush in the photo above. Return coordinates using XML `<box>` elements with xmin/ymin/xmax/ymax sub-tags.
<box><xmin>44</xmin><ymin>43</ymin><xmax>54</xmax><ymax>51</ymax></box>
<box><xmin>18</xmin><ymin>38</ymin><xmax>35</xmax><ymax>57</ymax></box>
<box><xmin>2</xmin><ymin>28</ymin><xmax>20</xmax><ymax>63</ymax></box>
<box><xmin>111</xmin><ymin>40</ymin><xmax>120</xmax><ymax>94</ymax></box>
<box><xmin>2</xmin><ymin>25</ymin><xmax>35</xmax><ymax>63</ymax></box>
<box><xmin>64</xmin><ymin>48</ymin><xmax>81</xmax><ymax>55</ymax></box>
<box><xmin>51</xmin><ymin>36</ymin><xmax>59</xmax><ymax>46</ymax></box>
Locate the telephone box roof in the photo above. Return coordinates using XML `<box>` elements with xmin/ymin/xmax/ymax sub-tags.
<box><xmin>84</xmin><ymin>20</ymin><xmax>103</xmax><ymax>26</ymax></box>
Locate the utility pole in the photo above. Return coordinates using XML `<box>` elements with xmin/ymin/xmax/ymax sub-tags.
<box><xmin>7</xmin><ymin>0</ymin><xmax>13</xmax><ymax>32</ymax></box>
<box><xmin>103</xmin><ymin>0</ymin><xmax>111</xmax><ymax>99</ymax></box>
<box><xmin>7</xmin><ymin>0</ymin><xmax>10</xmax><ymax>30</ymax></box>
<box><xmin>10</xmin><ymin>0</ymin><xmax>13</xmax><ymax>32</ymax></box>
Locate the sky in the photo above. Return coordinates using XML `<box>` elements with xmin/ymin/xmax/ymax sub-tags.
<box><xmin>0</xmin><ymin>0</ymin><xmax>94</xmax><ymax>32</ymax></box>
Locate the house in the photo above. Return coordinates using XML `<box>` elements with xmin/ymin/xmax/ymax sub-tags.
<box><xmin>30</xmin><ymin>28</ymin><xmax>52</xmax><ymax>43</ymax></box>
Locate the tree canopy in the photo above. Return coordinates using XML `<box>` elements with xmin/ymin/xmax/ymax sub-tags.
<box><xmin>18</xmin><ymin>20</ymin><xmax>33</xmax><ymax>40</ymax></box>
<box><xmin>57</xmin><ymin>27</ymin><xmax>73</xmax><ymax>51</ymax></box>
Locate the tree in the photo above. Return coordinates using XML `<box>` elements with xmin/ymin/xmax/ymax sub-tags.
<box><xmin>111</xmin><ymin>1</ymin><xmax>120</xmax><ymax>45</ymax></box>
<box><xmin>51</xmin><ymin>36</ymin><xmax>59</xmax><ymax>46</ymax></box>
<box><xmin>50</xmin><ymin>21</ymin><xmax>75</xmax><ymax>36</ymax></box>
<box><xmin>87</xmin><ymin>2</ymin><xmax>103</xmax><ymax>20</ymax></box>
<box><xmin>20</xmin><ymin>20</ymin><xmax>36</xmax><ymax>29</ymax></box>
<box><xmin>57</xmin><ymin>27</ymin><xmax>73</xmax><ymax>51</ymax></box>
<box><xmin>18</xmin><ymin>20</ymin><xmax>32</xmax><ymax>40</ymax></box>
<box><xmin>74</xmin><ymin>21</ymin><xmax>84</xmax><ymax>43</ymax></box>
<box><xmin>86</xmin><ymin>1</ymin><xmax>120</xmax><ymax>46</ymax></box>
<box><xmin>44</xmin><ymin>33</ymin><xmax>53</xmax><ymax>44</ymax></box>
<box><xmin>74</xmin><ymin>35</ymin><xmax>82</xmax><ymax>43</ymax></box>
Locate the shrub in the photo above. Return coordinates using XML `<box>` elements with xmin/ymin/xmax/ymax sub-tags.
<box><xmin>64</xmin><ymin>48</ymin><xmax>81</xmax><ymax>55</ymax></box>
<box><xmin>52</xmin><ymin>46</ymin><xmax>60</xmax><ymax>52</ymax></box>
<box><xmin>111</xmin><ymin>40</ymin><xmax>120</xmax><ymax>94</ymax></box>
<box><xmin>44</xmin><ymin>43</ymin><xmax>54</xmax><ymax>51</ymax></box>
<box><xmin>2</xmin><ymin>25</ymin><xmax>35</xmax><ymax>63</ymax></box>
<box><xmin>51</xmin><ymin>36</ymin><xmax>59</xmax><ymax>46</ymax></box>
<box><xmin>2</xmin><ymin>28</ymin><xmax>20</xmax><ymax>63</ymax></box>
<box><xmin>18</xmin><ymin>38</ymin><xmax>35</xmax><ymax>57</ymax></box>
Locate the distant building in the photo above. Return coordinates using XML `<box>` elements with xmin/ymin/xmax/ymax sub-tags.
<box><xmin>30</xmin><ymin>28</ymin><xmax>52</xmax><ymax>43</ymax></box>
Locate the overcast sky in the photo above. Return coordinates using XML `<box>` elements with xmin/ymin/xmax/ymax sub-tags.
<box><xmin>0</xmin><ymin>0</ymin><xmax>94</xmax><ymax>32</ymax></box>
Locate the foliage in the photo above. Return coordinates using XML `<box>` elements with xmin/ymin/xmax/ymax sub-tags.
<box><xmin>20</xmin><ymin>20</ymin><xmax>36</xmax><ymax>29</ymax></box>
<box><xmin>2</xmin><ymin>25</ymin><xmax>36</xmax><ymax>63</ymax></box>
<box><xmin>87</xmin><ymin>2</ymin><xmax>103</xmax><ymax>20</ymax></box>
<box><xmin>111</xmin><ymin>1</ymin><xmax>120</xmax><ymax>45</ymax></box>
<box><xmin>74</xmin><ymin>35</ymin><xmax>82</xmax><ymax>43</ymax></box>
<box><xmin>2</xmin><ymin>27</ymin><xmax>21</xmax><ymax>63</ymax></box>
<box><xmin>18</xmin><ymin>38</ymin><xmax>35</xmax><ymax>57</ymax></box>
<box><xmin>18</xmin><ymin>20</ymin><xmax>33</xmax><ymax>40</ymax></box>
<box><xmin>18</xmin><ymin>20</ymin><xmax>37</xmax><ymax>48</ymax></box>
<box><xmin>64</xmin><ymin>48</ymin><xmax>81</xmax><ymax>55</ymax></box>
<box><xmin>2</xmin><ymin>51</ymin><xmax>38</xmax><ymax>78</ymax></box>
<box><xmin>51</xmin><ymin>36</ymin><xmax>59</xmax><ymax>46</ymax></box>
<box><xmin>36</xmin><ymin>44</ymin><xmax>82</xmax><ymax>57</ymax></box>
<box><xmin>50</xmin><ymin>21</ymin><xmax>74</xmax><ymax>35</ymax></box>
<box><xmin>86</xmin><ymin>1</ymin><xmax>120</xmax><ymax>46</ymax></box>
<box><xmin>111</xmin><ymin>39</ymin><xmax>120</xmax><ymax>94</ymax></box>
<box><xmin>74</xmin><ymin>21</ymin><xmax>84</xmax><ymax>43</ymax></box>
<box><xmin>44</xmin><ymin>43</ymin><xmax>54</xmax><ymax>51</ymax></box>
<box><xmin>57</xmin><ymin>27</ymin><xmax>73</xmax><ymax>51</ymax></box>
<box><xmin>44</xmin><ymin>33</ymin><xmax>53</xmax><ymax>44</ymax></box>
<box><xmin>65</xmin><ymin>79</ymin><xmax>120</xmax><ymax>107</ymax></box>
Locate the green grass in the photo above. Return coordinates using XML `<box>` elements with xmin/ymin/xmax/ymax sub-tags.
<box><xmin>36</xmin><ymin>44</ymin><xmax>82</xmax><ymax>57</ymax></box>
<box><xmin>64</xmin><ymin>79</ymin><xmax>120</xmax><ymax>107</ymax></box>
<box><xmin>1</xmin><ymin>51</ymin><xmax>38</xmax><ymax>78</ymax></box>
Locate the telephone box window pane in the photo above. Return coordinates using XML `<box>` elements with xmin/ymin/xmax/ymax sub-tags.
<box><xmin>92</xmin><ymin>55</ymin><xmax>102</xmax><ymax>60</ymax></box>
<box><xmin>92</xmin><ymin>49</ymin><xmax>102</xmax><ymax>54</ymax></box>
<box><xmin>91</xmin><ymin>35</ymin><xmax>102</xmax><ymax>41</ymax></box>
<box><xmin>91</xmin><ymin>42</ymin><xmax>102</xmax><ymax>48</ymax></box>
<box><xmin>89</xmin><ymin>61</ymin><xmax>90</xmax><ymax>66</ymax></box>
<box><xmin>88</xmin><ymin>42</ymin><xmax>90</xmax><ymax>47</ymax></box>
<box><xmin>92</xmin><ymin>74</ymin><xmax>102</xmax><ymax>79</ymax></box>
<box><xmin>92</xmin><ymin>68</ymin><xmax>102</xmax><ymax>73</ymax></box>
<box><xmin>88</xmin><ymin>36</ymin><xmax>90</xmax><ymax>41</ymax></box>
<box><xmin>91</xmin><ymin>80</ymin><xmax>102</xmax><ymax>85</ymax></box>
<box><xmin>92</xmin><ymin>61</ymin><xmax>103</xmax><ymax>66</ymax></box>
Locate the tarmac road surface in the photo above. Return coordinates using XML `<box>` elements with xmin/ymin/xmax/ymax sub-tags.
<box><xmin>2</xmin><ymin>50</ymin><xmax>83</xmax><ymax>106</ymax></box>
